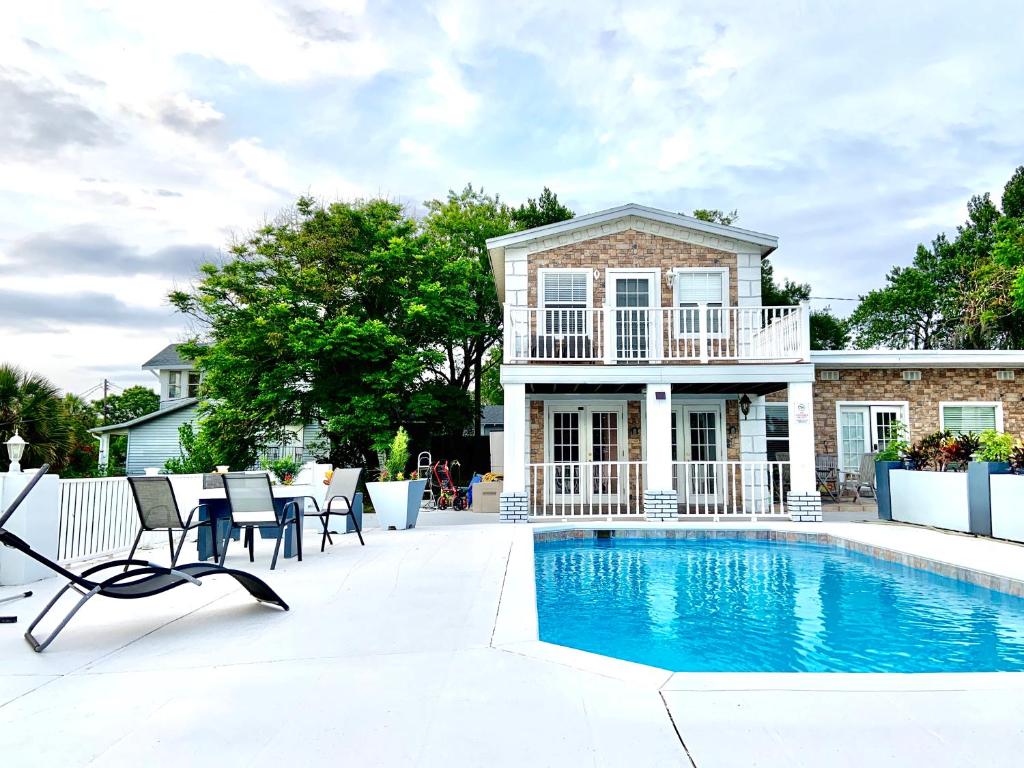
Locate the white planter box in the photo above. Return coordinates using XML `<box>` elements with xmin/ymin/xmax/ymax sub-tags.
<box><xmin>990</xmin><ymin>474</ymin><xmax>1024</xmax><ymax>543</ymax></box>
<box><xmin>366</xmin><ymin>479</ymin><xmax>427</xmax><ymax>530</ymax></box>
<box><xmin>889</xmin><ymin>470</ymin><xmax>970</xmax><ymax>532</ymax></box>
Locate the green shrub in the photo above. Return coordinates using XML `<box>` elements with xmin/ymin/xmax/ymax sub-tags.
<box><xmin>378</xmin><ymin>427</ymin><xmax>410</xmax><ymax>481</ymax></box>
<box><xmin>976</xmin><ymin>430</ymin><xmax>1015</xmax><ymax>463</ymax></box>
<box><xmin>263</xmin><ymin>456</ymin><xmax>302</xmax><ymax>484</ymax></box>
<box><xmin>875</xmin><ymin>421</ymin><xmax>909</xmax><ymax>462</ymax></box>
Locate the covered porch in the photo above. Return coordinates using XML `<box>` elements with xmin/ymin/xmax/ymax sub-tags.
<box><xmin>499</xmin><ymin>364</ymin><xmax>820</xmax><ymax>522</ymax></box>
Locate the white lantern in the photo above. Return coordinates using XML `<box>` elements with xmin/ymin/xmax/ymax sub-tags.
<box><xmin>5</xmin><ymin>431</ymin><xmax>26</xmax><ymax>474</ymax></box>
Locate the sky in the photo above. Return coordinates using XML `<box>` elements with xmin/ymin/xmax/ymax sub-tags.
<box><xmin>1</xmin><ymin>0</ymin><xmax>1022</xmax><ymax>397</ymax></box>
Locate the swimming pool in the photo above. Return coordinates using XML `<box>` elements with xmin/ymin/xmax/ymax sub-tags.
<box><xmin>534</xmin><ymin>535</ymin><xmax>1024</xmax><ymax>672</ymax></box>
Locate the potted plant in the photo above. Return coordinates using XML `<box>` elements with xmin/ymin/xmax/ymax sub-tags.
<box><xmin>967</xmin><ymin>430</ymin><xmax>1014</xmax><ymax>536</ymax></box>
<box><xmin>264</xmin><ymin>456</ymin><xmax>302</xmax><ymax>485</ymax></box>
<box><xmin>365</xmin><ymin>428</ymin><xmax>427</xmax><ymax>530</ymax></box>
<box><xmin>1010</xmin><ymin>443</ymin><xmax>1024</xmax><ymax>475</ymax></box>
<box><xmin>874</xmin><ymin>421</ymin><xmax>908</xmax><ymax>520</ymax></box>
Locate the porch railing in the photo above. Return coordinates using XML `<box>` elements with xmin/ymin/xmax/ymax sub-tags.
<box><xmin>528</xmin><ymin>461</ymin><xmax>647</xmax><ymax>517</ymax></box>
<box><xmin>524</xmin><ymin>460</ymin><xmax>790</xmax><ymax>518</ymax></box>
<box><xmin>505</xmin><ymin>305</ymin><xmax>807</xmax><ymax>363</ymax></box>
<box><xmin>58</xmin><ymin>477</ymin><xmax>138</xmax><ymax>564</ymax></box>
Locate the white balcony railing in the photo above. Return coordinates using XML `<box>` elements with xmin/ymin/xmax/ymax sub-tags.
<box><xmin>526</xmin><ymin>460</ymin><xmax>790</xmax><ymax>519</ymax></box>
<box><xmin>505</xmin><ymin>305</ymin><xmax>807</xmax><ymax>363</ymax></box>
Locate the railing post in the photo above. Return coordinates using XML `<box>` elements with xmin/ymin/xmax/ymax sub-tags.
<box><xmin>698</xmin><ymin>302</ymin><xmax>709</xmax><ymax>363</ymax></box>
<box><xmin>799</xmin><ymin>300</ymin><xmax>811</xmax><ymax>361</ymax></box>
<box><xmin>650</xmin><ymin>307</ymin><xmax>663</xmax><ymax>363</ymax></box>
<box><xmin>603</xmin><ymin>304</ymin><xmax>615</xmax><ymax>364</ymax></box>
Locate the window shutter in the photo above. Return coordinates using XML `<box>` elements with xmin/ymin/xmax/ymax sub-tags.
<box><xmin>543</xmin><ymin>272</ymin><xmax>587</xmax><ymax>306</ymax></box>
<box><xmin>942</xmin><ymin>405</ymin><xmax>997</xmax><ymax>435</ymax></box>
<box><xmin>677</xmin><ymin>272</ymin><xmax>724</xmax><ymax>304</ymax></box>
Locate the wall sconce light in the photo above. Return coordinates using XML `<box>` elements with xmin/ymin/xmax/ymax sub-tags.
<box><xmin>629</xmin><ymin>425</ymin><xmax>640</xmax><ymax>439</ymax></box>
<box><xmin>5</xmin><ymin>431</ymin><xmax>27</xmax><ymax>474</ymax></box>
<box><xmin>728</xmin><ymin>425</ymin><xmax>738</xmax><ymax>436</ymax></box>
<box><xmin>739</xmin><ymin>394</ymin><xmax>752</xmax><ymax>420</ymax></box>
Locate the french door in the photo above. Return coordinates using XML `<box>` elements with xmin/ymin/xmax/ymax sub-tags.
<box><xmin>838</xmin><ymin>404</ymin><xmax>904</xmax><ymax>474</ymax></box>
<box><xmin>547</xmin><ymin>405</ymin><xmax>627</xmax><ymax>505</ymax></box>
<box><xmin>612</xmin><ymin>273</ymin><xmax>657</xmax><ymax>361</ymax></box>
<box><xmin>671</xmin><ymin>404</ymin><xmax>725</xmax><ymax>505</ymax></box>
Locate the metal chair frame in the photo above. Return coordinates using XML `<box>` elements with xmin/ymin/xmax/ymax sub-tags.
<box><xmin>126</xmin><ymin>476</ymin><xmax>214</xmax><ymax>569</ymax></box>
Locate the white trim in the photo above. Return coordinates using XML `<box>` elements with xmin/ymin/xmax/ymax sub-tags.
<box><xmin>671</xmin><ymin>267</ymin><xmax>729</xmax><ymax>339</ymax></box>
<box><xmin>939</xmin><ymin>401</ymin><xmax>1004</xmax><ymax>433</ymax></box>
<box><xmin>486</xmin><ymin>203</ymin><xmax>778</xmax><ymax>251</ymax></box>
<box><xmin>501</xmin><ymin>362</ymin><xmax>815</xmax><ymax>385</ymax></box>
<box><xmin>810</xmin><ymin>350</ymin><xmax>1024</xmax><ymax>368</ymax></box>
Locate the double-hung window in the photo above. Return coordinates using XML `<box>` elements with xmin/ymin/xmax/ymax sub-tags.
<box><xmin>940</xmin><ymin>402</ymin><xmax>1003</xmax><ymax>435</ymax></box>
<box><xmin>674</xmin><ymin>269</ymin><xmax>728</xmax><ymax>336</ymax></box>
<box><xmin>187</xmin><ymin>371</ymin><xmax>201</xmax><ymax>398</ymax></box>
<box><xmin>168</xmin><ymin>371</ymin><xmax>181</xmax><ymax>399</ymax></box>
<box><xmin>541</xmin><ymin>270</ymin><xmax>589</xmax><ymax>337</ymax></box>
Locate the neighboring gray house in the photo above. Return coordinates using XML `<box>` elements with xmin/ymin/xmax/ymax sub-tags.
<box><xmin>92</xmin><ymin>344</ymin><xmax>322</xmax><ymax>475</ymax></box>
<box><xmin>480</xmin><ymin>405</ymin><xmax>504</xmax><ymax>436</ymax></box>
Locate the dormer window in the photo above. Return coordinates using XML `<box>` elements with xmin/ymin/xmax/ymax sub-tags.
<box><xmin>673</xmin><ymin>268</ymin><xmax>728</xmax><ymax>335</ymax></box>
<box><xmin>168</xmin><ymin>371</ymin><xmax>181</xmax><ymax>399</ymax></box>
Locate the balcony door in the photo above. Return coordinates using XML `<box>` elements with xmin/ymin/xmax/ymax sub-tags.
<box><xmin>610</xmin><ymin>271</ymin><xmax>658</xmax><ymax>361</ymax></box>
<box><xmin>671</xmin><ymin>403</ymin><xmax>725</xmax><ymax>506</ymax></box>
<box><xmin>547</xmin><ymin>404</ymin><xmax>627</xmax><ymax>506</ymax></box>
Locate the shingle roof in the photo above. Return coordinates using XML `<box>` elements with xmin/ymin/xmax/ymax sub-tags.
<box><xmin>481</xmin><ymin>405</ymin><xmax>504</xmax><ymax>426</ymax></box>
<box><xmin>141</xmin><ymin>343</ymin><xmax>192</xmax><ymax>370</ymax></box>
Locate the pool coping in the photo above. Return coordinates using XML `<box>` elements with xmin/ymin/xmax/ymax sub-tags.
<box><xmin>490</xmin><ymin>521</ymin><xmax>1024</xmax><ymax>692</ymax></box>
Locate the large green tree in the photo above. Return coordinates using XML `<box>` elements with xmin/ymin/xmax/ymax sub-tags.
<box><xmin>171</xmin><ymin>197</ymin><xmax>472</xmax><ymax>466</ymax></box>
<box><xmin>849</xmin><ymin>166</ymin><xmax>1024</xmax><ymax>349</ymax></box>
<box><xmin>99</xmin><ymin>385</ymin><xmax>159</xmax><ymax>425</ymax></box>
<box><xmin>0</xmin><ymin>365</ymin><xmax>71</xmax><ymax>472</ymax></box>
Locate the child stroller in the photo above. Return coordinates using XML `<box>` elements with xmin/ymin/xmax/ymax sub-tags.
<box><xmin>432</xmin><ymin>460</ymin><xmax>468</xmax><ymax>511</ymax></box>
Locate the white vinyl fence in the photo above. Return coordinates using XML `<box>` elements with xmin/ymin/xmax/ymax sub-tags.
<box><xmin>58</xmin><ymin>477</ymin><xmax>138</xmax><ymax>564</ymax></box>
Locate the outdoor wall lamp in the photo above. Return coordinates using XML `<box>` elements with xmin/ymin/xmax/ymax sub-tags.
<box><xmin>5</xmin><ymin>431</ymin><xmax>26</xmax><ymax>474</ymax></box>
<box><xmin>739</xmin><ymin>394</ymin><xmax>752</xmax><ymax>420</ymax></box>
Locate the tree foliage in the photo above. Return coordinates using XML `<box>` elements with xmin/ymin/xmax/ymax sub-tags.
<box><xmin>0</xmin><ymin>364</ymin><xmax>71</xmax><ymax>472</ymax></box>
<box><xmin>100</xmin><ymin>385</ymin><xmax>159</xmax><ymax>425</ymax></box>
<box><xmin>511</xmin><ymin>187</ymin><xmax>575</xmax><ymax>230</ymax></box>
<box><xmin>849</xmin><ymin>166</ymin><xmax>1024</xmax><ymax>349</ymax></box>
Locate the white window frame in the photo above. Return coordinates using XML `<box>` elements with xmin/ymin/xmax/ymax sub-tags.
<box><xmin>939</xmin><ymin>401</ymin><xmax>1004</xmax><ymax>434</ymax></box>
<box><xmin>834</xmin><ymin>400</ymin><xmax>910</xmax><ymax>472</ymax></box>
<box><xmin>186</xmin><ymin>371</ymin><xmax>201</xmax><ymax>398</ymax></box>
<box><xmin>537</xmin><ymin>267</ymin><xmax>593</xmax><ymax>337</ymax></box>
<box><xmin>671</xmin><ymin>267</ymin><xmax>729</xmax><ymax>338</ymax></box>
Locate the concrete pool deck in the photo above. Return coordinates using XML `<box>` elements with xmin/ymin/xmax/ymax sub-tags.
<box><xmin>2</xmin><ymin>512</ymin><xmax>1024</xmax><ymax>766</ymax></box>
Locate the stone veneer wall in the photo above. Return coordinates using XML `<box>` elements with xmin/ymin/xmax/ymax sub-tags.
<box><xmin>792</xmin><ymin>367</ymin><xmax>1024</xmax><ymax>453</ymax></box>
<box><xmin>526</xmin><ymin>230</ymin><xmax>739</xmax><ymax>309</ymax></box>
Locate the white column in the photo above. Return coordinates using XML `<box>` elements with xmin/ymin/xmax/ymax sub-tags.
<box><xmin>97</xmin><ymin>433</ymin><xmax>110</xmax><ymax>470</ymax></box>
<box><xmin>739</xmin><ymin>394</ymin><xmax>768</xmax><ymax>513</ymax></box>
<box><xmin>645</xmin><ymin>384</ymin><xmax>673</xmax><ymax>489</ymax></box>
<box><xmin>503</xmin><ymin>383</ymin><xmax>526</xmax><ymax>493</ymax></box>
<box><xmin>788</xmin><ymin>381</ymin><xmax>816</xmax><ymax>493</ymax></box>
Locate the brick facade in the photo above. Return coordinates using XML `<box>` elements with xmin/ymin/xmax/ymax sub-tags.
<box><xmin>767</xmin><ymin>367</ymin><xmax>1024</xmax><ymax>453</ymax></box>
<box><xmin>527</xmin><ymin>230</ymin><xmax>739</xmax><ymax>309</ymax></box>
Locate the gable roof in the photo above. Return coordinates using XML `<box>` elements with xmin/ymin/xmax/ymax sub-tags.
<box><xmin>486</xmin><ymin>203</ymin><xmax>778</xmax><ymax>302</ymax></box>
<box><xmin>141</xmin><ymin>343</ymin><xmax>194</xmax><ymax>370</ymax></box>
<box><xmin>90</xmin><ymin>398</ymin><xmax>198</xmax><ymax>435</ymax></box>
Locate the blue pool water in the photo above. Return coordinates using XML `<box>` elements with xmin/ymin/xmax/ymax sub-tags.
<box><xmin>534</xmin><ymin>537</ymin><xmax>1024</xmax><ymax>672</ymax></box>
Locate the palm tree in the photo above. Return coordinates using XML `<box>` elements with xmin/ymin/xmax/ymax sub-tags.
<box><xmin>0</xmin><ymin>364</ymin><xmax>71</xmax><ymax>472</ymax></box>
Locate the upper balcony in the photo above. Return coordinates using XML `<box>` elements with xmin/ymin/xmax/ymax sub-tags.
<box><xmin>504</xmin><ymin>304</ymin><xmax>809</xmax><ymax>364</ymax></box>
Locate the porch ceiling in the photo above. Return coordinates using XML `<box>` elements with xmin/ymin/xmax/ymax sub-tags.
<box><xmin>525</xmin><ymin>381</ymin><xmax>788</xmax><ymax>395</ymax></box>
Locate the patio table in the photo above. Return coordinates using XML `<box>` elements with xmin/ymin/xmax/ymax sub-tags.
<box><xmin>195</xmin><ymin>484</ymin><xmax>320</xmax><ymax>562</ymax></box>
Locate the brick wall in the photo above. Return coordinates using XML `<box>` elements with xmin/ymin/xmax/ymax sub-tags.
<box><xmin>767</xmin><ymin>368</ymin><xmax>1024</xmax><ymax>453</ymax></box>
<box><xmin>527</xmin><ymin>230</ymin><xmax>738</xmax><ymax>308</ymax></box>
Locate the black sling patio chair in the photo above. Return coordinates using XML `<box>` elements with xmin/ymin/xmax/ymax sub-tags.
<box><xmin>0</xmin><ymin>466</ymin><xmax>289</xmax><ymax>652</ymax></box>
<box><xmin>126</xmin><ymin>476</ymin><xmax>215</xmax><ymax>569</ymax></box>
<box><xmin>221</xmin><ymin>473</ymin><xmax>303</xmax><ymax>570</ymax></box>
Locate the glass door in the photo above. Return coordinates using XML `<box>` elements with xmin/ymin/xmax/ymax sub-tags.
<box><xmin>839</xmin><ymin>404</ymin><xmax>904</xmax><ymax>474</ymax></box>
<box><xmin>589</xmin><ymin>410</ymin><xmax>623</xmax><ymax>505</ymax></box>
<box><xmin>549</xmin><ymin>410</ymin><xmax>582</xmax><ymax>505</ymax></box>
<box><xmin>871</xmin><ymin>407</ymin><xmax>902</xmax><ymax>453</ymax></box>
<box><xmin>613</xmin><ymin>274</ymin><xmax>655</xmax><ymax>361</ymax></box>
<box><xmin>672</xmin><ymin>405</ymin><xmax>724</xmax><ymax>505</ymax></box>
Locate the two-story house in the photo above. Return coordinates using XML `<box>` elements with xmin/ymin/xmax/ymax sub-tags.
<box><xmin>92</xmin><ymin>344</ymin><xmax>319</xmax><ymax>475</ymax></box>
<box><xmin>487</xmin><ymin>204</ymin><xmax>1024</xmax><ymax>523</ymax></box>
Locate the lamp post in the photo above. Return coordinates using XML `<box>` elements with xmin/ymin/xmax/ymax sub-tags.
<box><xmin>5</xmin><ymin>431</ymin><xmax>26</xmax><ymax>474</ymax></box>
